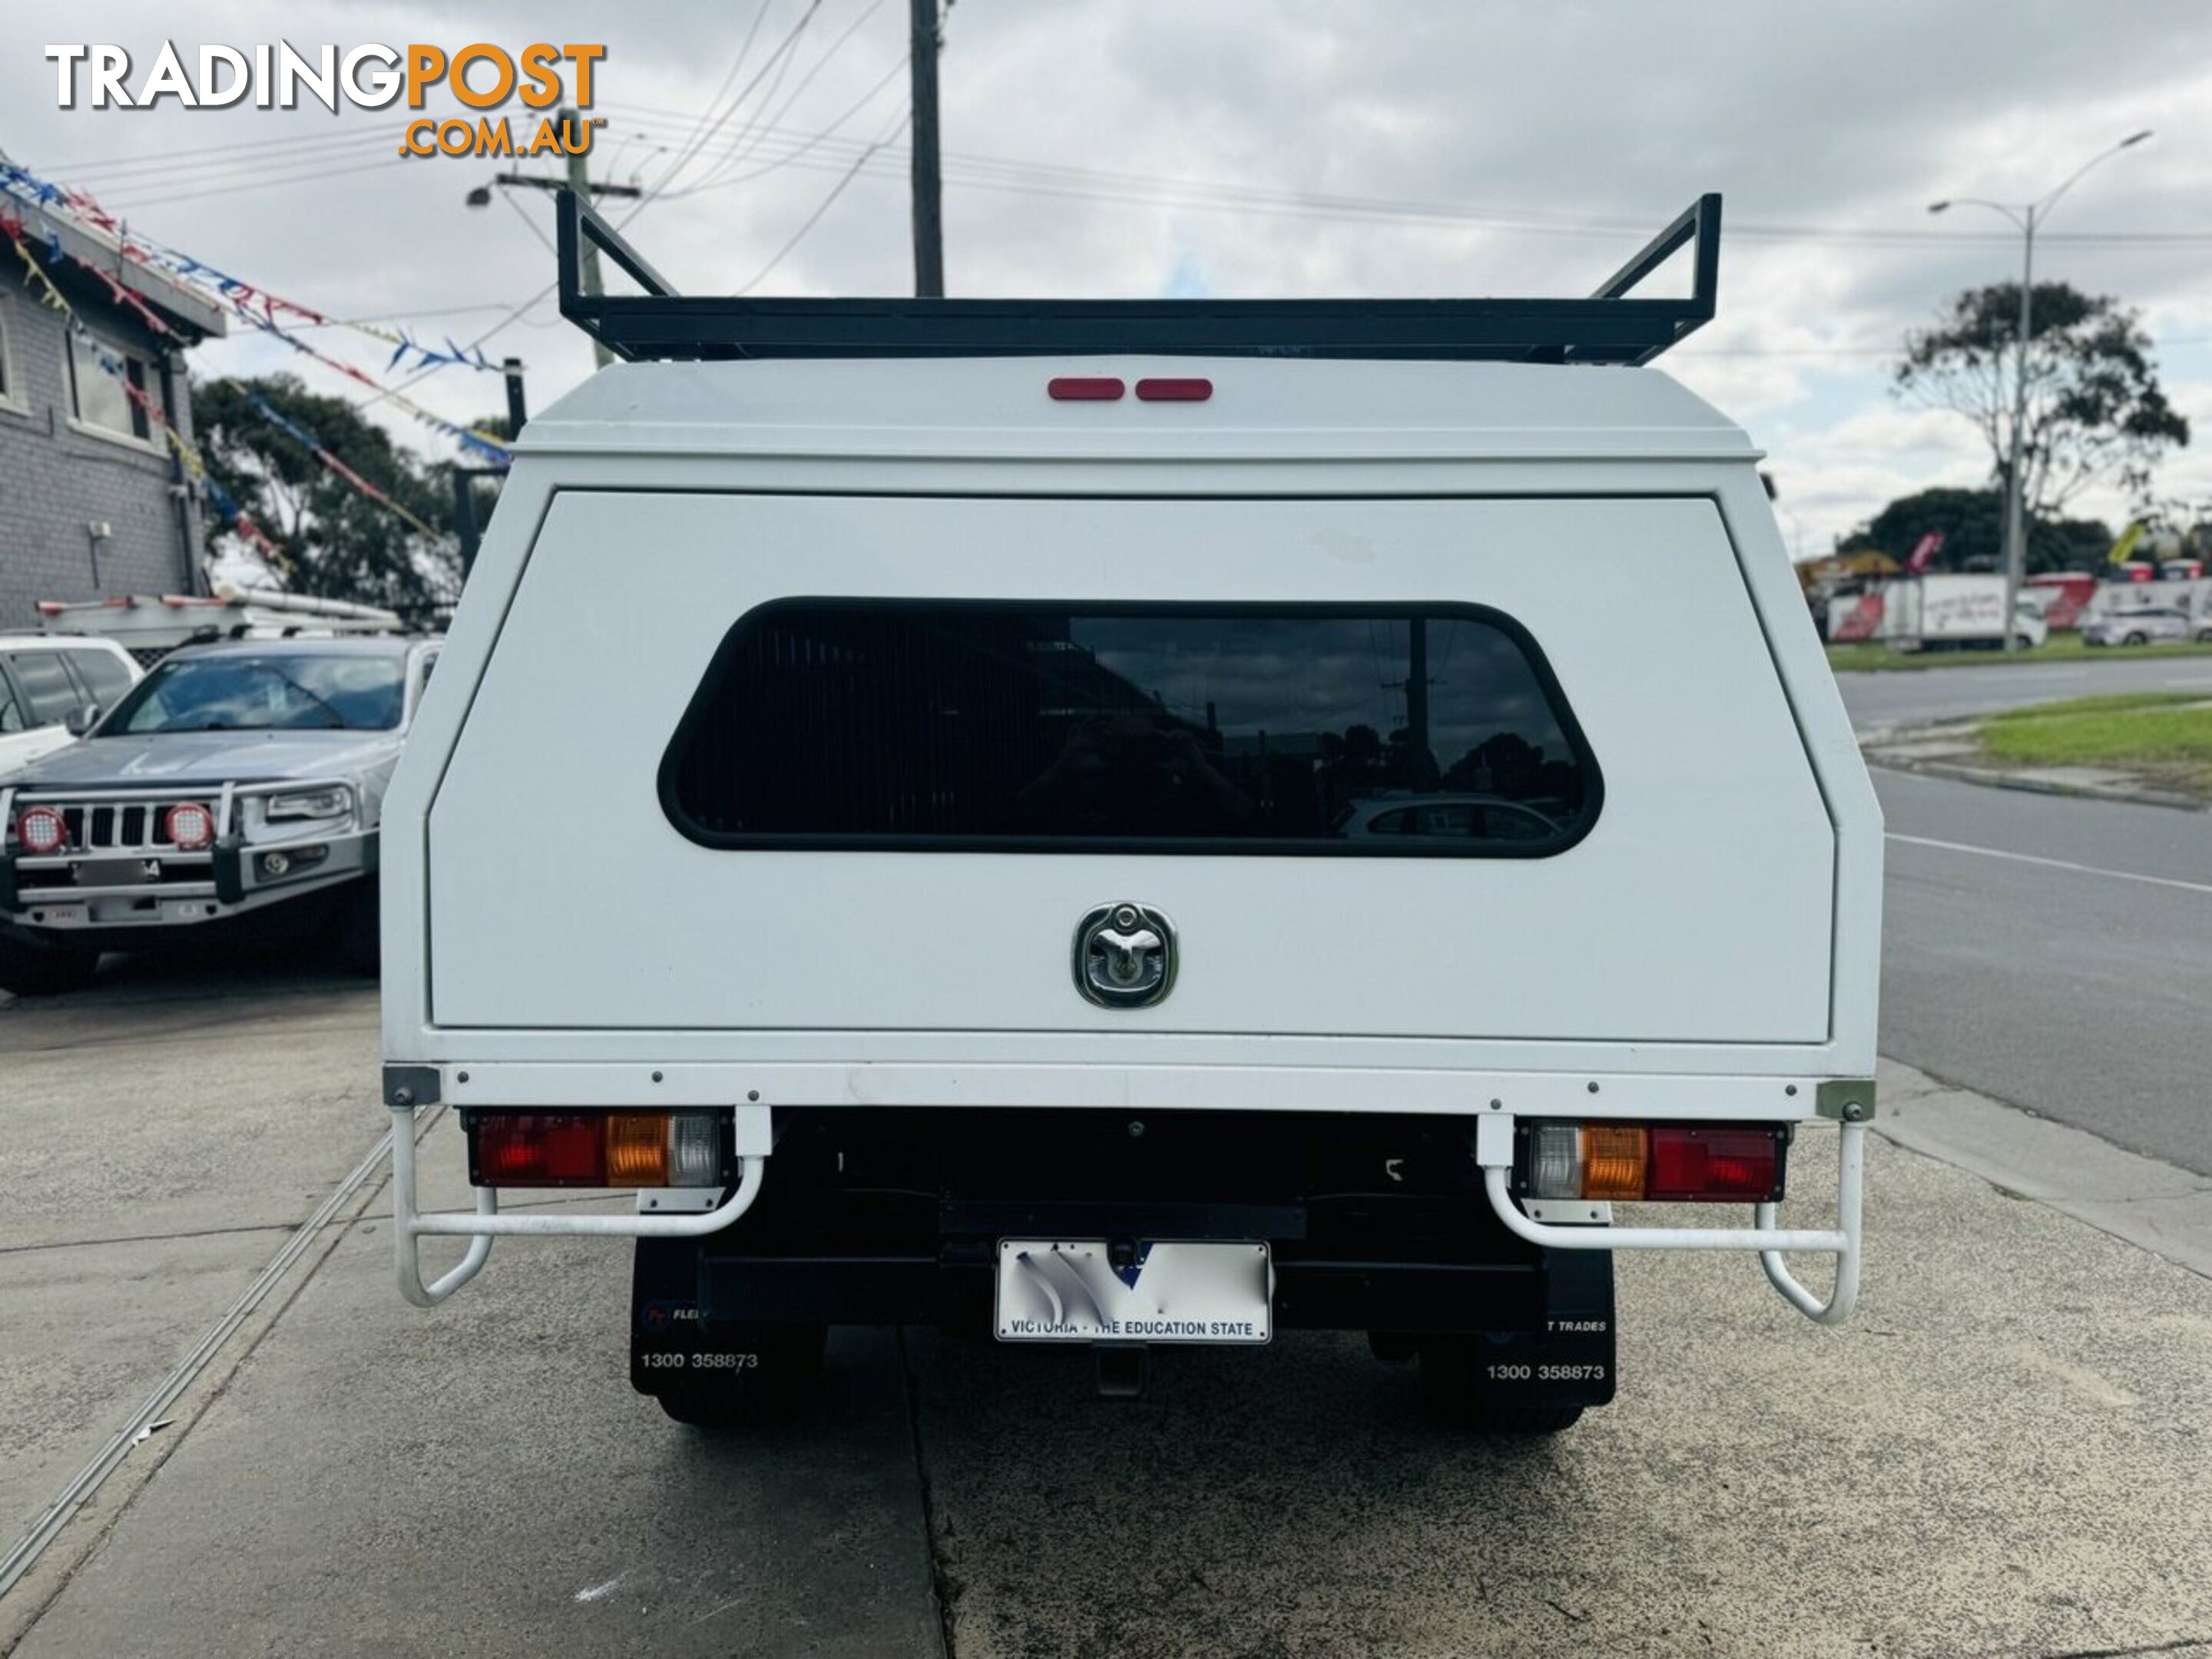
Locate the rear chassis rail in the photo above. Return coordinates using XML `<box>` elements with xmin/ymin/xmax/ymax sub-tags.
<box><xmin>385</xmin><ymin>1075</ymin><xmax>1870</xmax><ymax>1326</ymax></box>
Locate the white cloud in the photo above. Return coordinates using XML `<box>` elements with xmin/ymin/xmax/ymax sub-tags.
<box><xmin>6</xmin><ymin>0</ymin><xmax>2208</xmax><ymax>555</ymax></box>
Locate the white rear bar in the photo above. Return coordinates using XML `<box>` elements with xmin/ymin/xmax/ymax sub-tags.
<box><xmin>389</xmin><ymin>1104</ymin><xmax>767</xmax><ymax>1308</ymax></box>
<box><xmin>1473</xmin><ymin>1112</ymin><xmax>1865</xmax><ymax>1324</ymax></box>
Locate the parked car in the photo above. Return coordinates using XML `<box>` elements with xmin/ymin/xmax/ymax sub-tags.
<box><xmin>2081</xmin><ymin>608</ymin><xmax>2195</xmax><ymax>647</ymax></box>
<box><xmin>0</xmin><ymin>635</ymin><xmax>142</xmax><ymax>783</ymax></box>
<box><xmin>378</xmin><ymin>192</ymin><xmax>1879</xmax><ymax>1438</ymax></box>
<box><xmin>0</xmin><ymin>635</ymin><xmax>437</xmax><ymax>995</ymax></box>
<box><xmin>1336</xmin><ymin>793</ymin><xmax>1563</xmax><ymax>844</ymax></box>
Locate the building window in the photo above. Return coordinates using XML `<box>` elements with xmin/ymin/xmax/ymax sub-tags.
<box><xmin>65</xmin><ymin>329</ymin><xmax>153</xmax><ymax>444</ymax></box>
<box><xmin>0</xmin><ymin>303</ymin><xmax>24</xmax><ymax>415</ymax></box>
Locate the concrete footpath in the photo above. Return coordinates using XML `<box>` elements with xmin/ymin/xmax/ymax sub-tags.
<box><xmin>2</xmin><ymin>974</ymin><xmax>2210</xmax><ymax>1657</ymax></box>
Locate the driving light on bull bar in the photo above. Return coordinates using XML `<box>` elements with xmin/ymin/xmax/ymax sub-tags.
<box><xmin>17</xmin><ymin>806</ymin><xmax>68</xmax><ymax>855</ymax></box>
<box><xmin>468</xmin><ymin>1111</ymin><xmax>727</xmax><ymax>1188</ymax></box>
<box><xmin>1523</xmin><ymin>1122</ymin><xmax>1786</xmax><ymax>1203</ymax></box>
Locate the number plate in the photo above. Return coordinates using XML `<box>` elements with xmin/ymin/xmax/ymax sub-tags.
<box><xmin>995</xmin><ymin>1240</ymin><xmax>1270</xmax><ymax>1344</ymax></box>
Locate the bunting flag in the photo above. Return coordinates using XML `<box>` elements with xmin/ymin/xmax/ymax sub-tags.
<box><xmin>0</xmin><ymin>161</ymin><xmax>515</xmax><ymax>467</ymax></box>
<box><xmin>1</xmin><ymin>161</ymin><xmax>506</xmax><ymax>376</ymax></box>
<box><xmin>242</xmin><ymin>389</ymin><xmax>442</xmax><ymax>541</ymax></box>
<box><xmin>3</xmin><ymin>216</ymin><xmax>290</xmax><ymax>571</ymax></box>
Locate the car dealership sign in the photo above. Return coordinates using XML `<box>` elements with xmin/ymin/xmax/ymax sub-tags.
<box><xmin>44</xmin><ymin>40</ymin><xmax>606</xmax><ymax>154</ymax></box>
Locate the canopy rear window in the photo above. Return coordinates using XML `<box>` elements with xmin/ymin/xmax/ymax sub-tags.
<box><xmin>661</xmin><ymin>601</ymin><xmax>1600</xmax><ymax>856</ymax></box>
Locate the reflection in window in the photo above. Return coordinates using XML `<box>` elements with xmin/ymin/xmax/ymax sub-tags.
<box><xmin>666</xmin><ymin>603</ymin><xmax>1599</xmax><ymax>856</ymax></box>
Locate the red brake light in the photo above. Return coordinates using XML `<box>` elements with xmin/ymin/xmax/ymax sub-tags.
<box><xmin>164</xmin><ymin>802</ymin><xmax>216</xmax><ymax>851</ymax></box>
<box><xmin>469</xmin><ymin>1111</ymin><xmax>724</xmax><ymax>1188</ymax></box>
<box><xmin>1048</xmin><ymin>376</ymin><xmax>1124</xmax><ymax>401</ymax></box>
<box><xmin>1648</xmin><ymin>1127</ymin><xmax>1783</xmax><ymax>1201</ymax></box>
<box><xmin>18</xmin><ymin>806</ymin><xmax>68</xmax><ymax>856</ymax></box>
<box><xmin>1134</xmin><ymin>377</ymin><xmax>1212</xmax><ymax>402</ymax></box>
<box><xmin>475</xmin><ymin>1113</ymin><xmax>604</xmax><ymax>1184</ymax></box>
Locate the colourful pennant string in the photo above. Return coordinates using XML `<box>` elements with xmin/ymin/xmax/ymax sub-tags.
<box><xmin>1</xmin><ymin>162</ymin><xmax>516</xmax><ymax>468</ymax></box>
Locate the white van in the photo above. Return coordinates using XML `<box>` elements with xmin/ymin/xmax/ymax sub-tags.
<box><xmin>0</xmin><ymin>635</ymin><xmax>141</xmax><ymax>783</ymax></box>
<box><xmin>379</xmin><ymin>195</ymin><xmax>1881</xmax><ymax>1432</ymax></box>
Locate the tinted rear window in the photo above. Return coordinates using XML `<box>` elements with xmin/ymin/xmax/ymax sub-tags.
<box><xmin>663</xmin><ymin>602</ymin><xmax>1599</xmax><ymax>856</ymax></box>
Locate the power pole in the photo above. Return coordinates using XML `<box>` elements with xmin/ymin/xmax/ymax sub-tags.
<box><xmin>502</xmin><ymin>357</ymin><xmax>528</xmax><ymax>435</ymax></box>
<box><xmin>474</xmin><ymin>111</ymin><xmax>642</xmax><ymax>367</ymax></box>
<box><xmin>909</xmin><ymin>0</ymin><xmax>944</xmax><ymax>296</ymax></box>
<box><xmin>564</xmin><ymin>108</ymin><xmax>614</xmax><ymax>366</ymax></box>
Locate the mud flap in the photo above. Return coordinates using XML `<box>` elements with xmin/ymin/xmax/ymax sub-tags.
<box><xmin>1471</xmin><ymin>1244</ymin><xmax>1617</xmax><ymax>1410</ymax></box>
<box><xmin>630</xmin><ymin>1236</ymin><xmax>709</xmax><ymax>1396</ymax></box>
<box><xmin>629</xmin><ymin>1237</ymin><xmax>823</xmax><ymax>1406</ymax></box>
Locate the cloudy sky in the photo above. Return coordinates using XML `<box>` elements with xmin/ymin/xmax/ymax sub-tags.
<box><xmin>9</xmin><ymin>1</ymin><xmax>2212</xmax><ymax>555</ymax></box>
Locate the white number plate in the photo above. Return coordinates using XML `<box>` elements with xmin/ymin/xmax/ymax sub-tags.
<box><xmin>995</xmin><ymin>1240</ymin><xmax>1270</xmax><ymax>1344</ymax></box>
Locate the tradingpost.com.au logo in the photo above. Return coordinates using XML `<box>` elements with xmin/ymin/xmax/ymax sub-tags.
<box><xmin>44</xmin><ymin>41</ymin><xmax>607</xmax><ymax>157</ymax></box>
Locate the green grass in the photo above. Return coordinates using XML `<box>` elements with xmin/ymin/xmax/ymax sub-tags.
<box><xmin>1980</xmin><ymin>692</ymin><xmax>2212</xmax><ymax>796</ymax></box>
<box><xmin>1827</xmin><ymin>633</ymin><xmax>2212</xmax><ymax>673</ymax></box>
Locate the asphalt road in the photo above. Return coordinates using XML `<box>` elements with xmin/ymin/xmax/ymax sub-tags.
<box><xmin>1836</xmin><ymin>654</ymin><xmax>2212</xmax><ymax>1175</ymax></box>
<box><xmin>1836</xmin><ymin>651</ymin><xmax>2212</xmax><ymax>728</ymax></box>
<box><xmin>1876</xmin><ymin>771</ymin><xmax>2212</xmax><ymax>1174</ymax></box>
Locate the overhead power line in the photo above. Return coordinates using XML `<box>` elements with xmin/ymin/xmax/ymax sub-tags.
<box><xmin>738</xmin><ymin>104</ymin><xmax>910</xmax><ymax>293</ymax></box>
<box><xmin>38</xmin><ymin>120</ymin><xmax>414</xmax><ymax>179</ymax></box>
<box><xmin>657</xmin><ymin>55</ymin><xmax>907</xmax><ymax>198</ymax></box>
<box><xmin>637</xmin><ymin>0</ymin><xmax>825</xmax><ymax>207</ymax></box>
<box><xmin>603</xmin><ymin>104</ymin><xmax>2212</xmax><ymax>249</ymax></box>
<box><xmin>679</xmin><ymin>0</ymin><xmax>890</xmax><ymax>193</ymax></box>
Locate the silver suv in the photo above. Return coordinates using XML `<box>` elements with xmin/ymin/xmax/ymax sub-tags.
<box><xmin>0</xmin><ymin>636</ymin><xmax>437</xmax><ymax>995</ymax></box>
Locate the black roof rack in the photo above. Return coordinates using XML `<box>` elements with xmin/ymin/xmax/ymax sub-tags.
<box><xmin>555</xmin><ymin>190</ymin><xmax>1719</xmax><ymax>366</ymax></box>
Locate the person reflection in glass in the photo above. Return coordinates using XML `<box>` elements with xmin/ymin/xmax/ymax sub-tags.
<box><xmin>1016</xmin><ymin>710</ymin><xmax>1256</xmax><ymax>836</ymax></box>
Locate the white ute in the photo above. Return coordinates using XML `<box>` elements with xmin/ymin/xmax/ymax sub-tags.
<box><xmin>381</xmin><ymin>194</ymin><xmax>1880</xmax><ymax>1431</ymax></box>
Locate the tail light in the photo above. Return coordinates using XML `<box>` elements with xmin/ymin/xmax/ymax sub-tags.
<box><xmin>468</xmin><ymin>1111</ymin><xmax>728</xmax><ymax>1188</ymax></box>
<box><xmin>17</xmin><ymin>806</ymin><xmax>68</xmax><ymax>856</ymax></box>
<box><xmin>1523</xmin><ymin>1122</ymin><xmax>1786</xmax><ymax>1203</ymax></box>
<box><xmin>164</xmin><ymin>802</ymin><xmax>216</xmax><ymax>851</ymax></box>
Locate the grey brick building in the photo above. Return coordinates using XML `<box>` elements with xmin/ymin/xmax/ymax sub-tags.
<box><xmin>0</xmin><ymin>204</ymin><xmax>227</xmax><ymax>631</ymax></box>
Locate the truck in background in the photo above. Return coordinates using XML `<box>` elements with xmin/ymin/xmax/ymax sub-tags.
<box><xmin>1826</xmin><ymin>573</ymin><xmax>2047</xmax><ymax>651</ymax></box>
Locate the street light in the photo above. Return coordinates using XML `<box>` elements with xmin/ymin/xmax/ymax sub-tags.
<box><xmin>1927</xmin><ymin>131</ymin><xmax>2153</xmax><ymax>651</ymax></box>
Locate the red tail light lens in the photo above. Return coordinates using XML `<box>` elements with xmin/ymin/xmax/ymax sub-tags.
<box><xmin>1134</xmin><ymin>377</ymin><xmax>1212</xmax><ymax>402</ymax></box>
<box><xmin>164</xmin><ymin>802</ymin><xmax>216</xmax><ymax>851</ymax></box>
<box><xmin>18</xmin><ymin>806</ymin><xmax>68</xmax><ymax>856</ymax></box>
<box><xmin>1048</xmin><ymin>376</ymin><xmax>1124</xmax><ymax>401</ymax></box>
<box><xmin>475</xmin><ymin>1113</ymin><xmax>604</xmax><ymax>1184</ymax></box>
<box><xmin>1647</xmin><ymin>1127</ymin><xmax>1784</xmax><ymax>1201</ymax></box>
<box><xmin>468</xmin><ymin>1111</ymin><xmax>727</xmax><ymax>1188</ymax></box>
<box><xmin>1525</xmin><ymin>1121</ymin><xmax>1786</xmax><ymax>1203</ymax></box>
